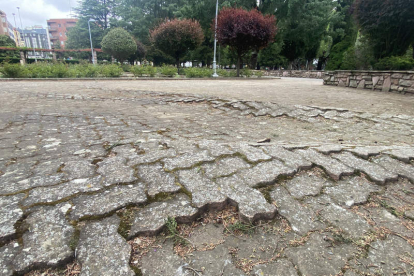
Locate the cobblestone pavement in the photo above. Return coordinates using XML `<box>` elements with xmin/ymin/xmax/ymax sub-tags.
<box><xmin>0</xmin><ymin>79</ymin><xmax>413</xmax><ymax>276</ymax></box>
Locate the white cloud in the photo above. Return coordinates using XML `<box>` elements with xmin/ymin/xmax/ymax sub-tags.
<box><xmin>0</xmin><ymin>0</ymin><xmax>78</xmax><ymax>28</ymax></box>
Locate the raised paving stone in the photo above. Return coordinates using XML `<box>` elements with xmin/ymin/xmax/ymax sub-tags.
<box><xmin>332</xmin><ymin>151</ymin><xmax>398</xmax><ymax>184</ymax></box>
<box><xmin>354</xmin><ymin>235</ymin><xmax>414</xmax><ymax>275</ymax></box>
<box><xmin>231</xmin><ymin>143</ymin><xmax>272</xmax><ymax>162</ymax></box>
<box><xmin>262</xmin><ymin>145</ymin><xmax>312</xmax><ymax>170</ymax></box>
<box><xmin>325</xmin><ymin>176</ymin><xmax>381</xmax><ymax>207</ymax></box>
<box><xmin>0</xmin><ymin>194</ymin><xmax>25</xmax><ymax>242</ymax></box>
<box><xmin>129</xmin><ymin>194</ymin><xmax>198</xmax><ymax>238</ymax></box>
<box><xmin>201</xmin><ymin>157</ymin><xmax>251</xmax><ymax>179</ymax></box>
<box><xmin>13</xmin><ymin>203</ymin><xmax>74</xmax><ymax>273</ymax></box>
<box><xmin>296</xmin><ymin>149</ymin><xmax>354</xmax><ymax>180</ymax></box>
<box><xmin>237</xmin><ymin>160</ymin><xmax>296</xmax><ymax>188</ymax></box>
<box><xmin>216</xmin><ymin>175</ymin><xmax>276</xmax><ymax>222</ymax></box>
<box><xmin>97</xmin><ymin>157</ymin><xmax>137</xmax><ymax>185</ymax></box>
<box><xmin>345</xmin><ymin>146</ymin><xmax>388</xmax><ymax>159</ymax></box>
<box><xmin>137</xmin><ymin>163</ymin><xmax>180</xmax><ymax>197</ymax></box>
<box><xmin>197</xmin><ymin>140</ymin><xmax>235</xmax><ymax>157</ymax></box>
<box><xmin>178</xmin><ymin>169</ymin><xmax>226</xmax><ymax>209</ymax></box>
<box><xmin>69</xmin><ymin>183</ymin><xmax>147</xmax><ymax>220</ymax></box>
<box><xmin>1</xmin><ymin>174</ymin><xmax>66</xmax><ymax>195</ymax></box>
<box><xmin>384</xmin><ymin>146</ymin><xmax>414</xmax><ymax>163</ymax></box>
<box><xmin>127</xmin><ymin>148</ymin><xmax>177</xmax><ymax>166</ymax></box>
<box><xmin>270</xmin><ymin>187</ymin><xmax>324</xmax><ymax>235</ymax></box>
<box><xmin>372</xmin><ymin>154</ymin><xmax>414</xmax><ymax>182</ymax></box>
<box><xmin>22</xmin><ymin>176</ymin><xmax>104</xmax><ymax>207</ymax></box>
<box><xmin>0</xmin><ymin>242</ymin><xmax>20</xmax><ymax>276</ymax></box>
<box><xmin>163</xmin><ymin>150</ymin><xmax>215</xmax><ymax>171</ymax></box>
<box><xmin>61</xmin><ymin>160</ymin><xmax>96</xmax><ymax>179</ymax></box>
<box><xmin>285</xmin><ymin>233</ymin><xmax>355</xmax><ymax>276</ymax></box>
<box><xmin>285</xmin><ymin>173</ymin><xmax>333</xmax><ymax>199</ymax></box>
<box><xmin>311</xmin><ymin>145</ymin><xmax>344</xmax><ymax>154</ymax></box>
<box><xmin>252</xmin><ymin>259</ymin><xmax>298</xmax><ymax>276</ymax></box>
<box><xmin>77</xmin><ymin>215</ymin><xmax>135</xmax><ymax>276</ymax></box>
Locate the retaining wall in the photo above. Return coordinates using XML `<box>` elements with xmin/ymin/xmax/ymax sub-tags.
<box><xmin>324</xmin><ymin>70</ymin><xmax>414</xmax><ymax>95</ymax></box>
<box><xmin>262</xmin><ymin>70</ymin><xmax>324</xmax><ymax>79</ymax></box>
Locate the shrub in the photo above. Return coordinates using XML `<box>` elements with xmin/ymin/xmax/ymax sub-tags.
<box><xmin>217</xmin><ymin>69</ymin><xmax>237</xmax><ymax>77</ymax></box>
<box><xmin>99</xmin><ymin>64</ymin><xmax>123</xmax><ymax>78</ymax></box>
<box><xmin>69</xmin><ymin>64</ymin><xmax>99</xmax><ymax>78</ymax></box>
<box><xmin>254</xmin><ymin>71</ymin><xmax>264</xmax><ymax>78</ymax></box>
<box><xmin>145</xmin><ymin>66</ymin><xmax>157</xmax><ymax>77</ymax></box>
<box><xmin>241</xmin><ymin>68</ymin><xmax>253</xmax><ymax>78</ymax></box>
<box><xmin>159</xmin><ymin>65</ymin><xmax>177</xmax><ymax>77</ymax></box>
<box><xmin>121</xmin><ymin>64</ymin><xmax>132</xmax><ymax>72</ymax></box>
<box><xmin>184</xmin><ymin>67</ymin><xmax>213</xmax><ymax>78</ymax></box>
<box><xmin>0</xmin><ymin>63</ymin><xmax>28</xmax><ymax>78</ymax></box>
<box><xmin>374</xmin><ymin>56</ymin><xmax>414</xmax><ymax>70</ymax></box>
<box><xmin>130</xmin><ymin>66</ymin><xmax>146</xmax><ymax>77</ymax></box>
<box><xmin>101</xmin><ymin>28</ymin><xmax>137</xmax><ymax>63</ymax></box>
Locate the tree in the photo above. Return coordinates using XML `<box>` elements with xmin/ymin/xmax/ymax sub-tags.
<box><xmin>101</xmin><ymin>28</ymin><xmax>137</xmax><ymax>63</ymax></box>
<box><xmin>150</xmin><ymin>19</ymin><xmax>204</xmax><ymax>73</ymax></box>
<box><xmin>75</xmin><ymin>0</ymin><xmax>118</xmax><ymax>30</ymax></box>
<box><xmin>216</xmin><ymin>7</ymin><xmax>277</xmax><ymax>76</ymax></box>
<box><xmin>128</xmin><ymin>40</ymin><xmax>147</xmax><ymax>64</ymax></box>
<box><xmin>353</xmin><ymin>0</ymin><xmax>414</xmax><ymax>58</ymax></box>
<box><xmin>0</xmin><ymin>35</ymin><xmax>16</xmax><ymax>47</ymax></box>
<box><xmin>66</xmin><ymin>19</ymin><xmax>105</xmax><ymax>50</ymax></box>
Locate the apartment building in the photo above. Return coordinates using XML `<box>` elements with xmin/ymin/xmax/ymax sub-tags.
<box><xmin>21</xmin><ymin>26</ymin><xmax>51</xmax><ymax>58</ymax></box>
<box><xmin>46</xmin><ymin>18</ymin><xmax>77</xmax><ymax>49</ymax></box>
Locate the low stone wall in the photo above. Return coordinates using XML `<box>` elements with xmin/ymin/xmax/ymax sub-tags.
<box><xmin>324</xmin><ymin>70</ymin><xmax>414</xmax><ymax>94</ymax></box>
<box><xmin>262</xmin><ymin>70</ymin><xmax>324</xmax><ymax>79</ymax></box>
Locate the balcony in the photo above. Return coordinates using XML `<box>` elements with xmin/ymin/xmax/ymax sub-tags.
<box><xmin>49</xmin><ymin>35</ymin><xmax>59</xmax><ymax>40</ymax></box>
<box><xmin>48</xmin><ymin>27</ymin><xmax>57</xmax><ymax>32</ymax></box>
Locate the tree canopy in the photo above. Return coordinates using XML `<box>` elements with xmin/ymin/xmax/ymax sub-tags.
<box><xmin>101</xmin><ymin>27</ymin><xmax>137</xmax><ymax>62</ymax></box>
<box><xmin>216</xmin><ymin>7</ymin><xmax>276</xmax><ymax>76</ymax></box>
<box><xmin>150</xmin><ymin>19</ymin><xmax>204</xmax><ymax>73</ymax></box>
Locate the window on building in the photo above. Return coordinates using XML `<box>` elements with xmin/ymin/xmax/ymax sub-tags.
<box><xmin>60</xmin><ymin>32</ymin><xmax>62</xmax><ymax>36</ymax></box>
<box><xmin>58</xmin><ymin>24</ymin><xmax>61</xmax><ymax>27</ymax></box>
<box><xmin>1</xmin><ymin>18</ymin><xmax>6</xmax><ymax>23</ymax></box>
<box><xmin>3</xmin><ymin>27</ymin><xmax>7</xmax><ymax>33</ymax></box>
<box><xmin>61</xmin><ymin>41</ymin><xmax>64</xmax><ymax>46</ymax></box>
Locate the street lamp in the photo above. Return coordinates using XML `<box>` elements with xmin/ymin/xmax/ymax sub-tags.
<box><xmin>88</xmin><ymin>19</ymin><xmax>96</xmax><ymax>65</ymax></box>
<box><xmin>212</xmin><ymin>0</ymin><xmax>219</xmax><ymax>77</ymax></box>
<box><xmin>16</xmin><ymin>7</ymin><xmax>23</xmax><ymax>29</ymax></box>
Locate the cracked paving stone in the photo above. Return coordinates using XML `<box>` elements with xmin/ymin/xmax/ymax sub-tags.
<box><xmin>127</xmin><ymin>148</ymin><xmax>177</xmax><ymax>166</ymax></box>
<box><xmin>187</xmin><ymin>224</ymin><xmax>225</xmax><ymax>249</ymax></box>
<box><xmin>137</xmin><ymin>163</ymin><xmax>180</xmax><ymax>197</ymax></box>
<box><xmin>366</xmin><ymin>208</ymin><xmax>414</xmax><ymax>239</ymax></box>
<box><xmin>77</xmin><ymin>215</ymin><xmax>134</xmax><ymax>276</ymax></box>
<box><xmin>0</xmin><ymin>194</ymin><xmax>25</xmax><ymax>242</ymax></box>
<box><xmin>311</xmin><ymin>145</ymin><xmax>344</xmax><ymax>154</ymax></box>
<box><xmin>231</xmin><ymin>143</ymin><xmax>272</xmax><ymax>163</ymax></box>
<box><xmin>237</xmin><ymin>160</ymin><xmax>296</xmax><ymax>188</ymax></box>
<box><xmin>163</xmin><ymin>150</ymin><xmax>215</xmax><ymax>171</ymax></box>
<box><xmin>69</xmin><ymin>183</ymin><xmax>147</xmax><ymax>221</ymax></box>
<box><xmin>252</xmin><ymin>259</ymin><xmax>298</xmax><ymax>276</ymax></box>
<box><xmin>332</xmin><ymin>152</ymin><xmax>398</xmax><ymax>184</ymax></box>
<box><xmin>325</xmin><ymin>176</ymin><xmax>381</xmax><ymax>207</ymax></box>
<box><xmin>201</xmin><ymin>157</ymin><xmax>251</xmax><ymax>179</ymax></box>
<box><xmin>22</xmin><ymin>176</ymin><xmax>104</xmax><ymax>207</ymax></box>
<box><xmin>384</xmin><ymin>146</ymin><xmax>414</xmax><ymax>163</ymax></box>
<box><xmin>285</xmin><ymin>233</ymin><xmax>355</xmax><ymax>276</ymax></box>
<box><xmin>262</xmin><ymin>145</ymin><xmax>313</xmax><ymax>171</ymax></box>
<box><xmin>61</xmin><ymin>160</ymin><xmax>96</xmax><ymax>180</ymax></box>
<box><xmin>380</xmin><ymin>178</ymin><xmax>414</xmax><ymax>211</ymax></box>
<box><xmin>296</xmin><ymin>149</ymin><xmax>354</xmax><ymax>180</ymax></box>
<box><xmin>306</xmin><ymin>197</ymin><xmax>371</xmax><ymax>239</ymax></box>
<box><xmin>353</xmin><ymin>235</ymin><xmax>414</xmax><ymax>275</ymax></box>
<box><xmin>13</xmin><ymin>203</ymin><xmax>74</xmax><ymax>273</ymax></box>
<box><xmin>216</xmin><ymin>175</ymin><xmax>276</xmax><ymax>222</ymax></box>
<box><xmin>371</xmin><ymin>154</ymin><xmax>414</xmax><ymax>182</ymax></box>
<box><xmin>345</xmin><ymin>146</ymin><xmax>388</xmax><ymax>159</ymax></box>
<box><xmin>0</xmin><ymin>174</ymin><xmax>67</xmax><ymax>195</ymax></box>
<box><xmin>197</xmin><ymin>140</ymin><xmax>235</xmax><ymax>157</ymax></box>
<box><xmin>405</xmin><ymin>209</ymin><xmax>414</xmax><ymax>220</ymax></box>
<box><xmin>97</xmin><ymin>157</ymin><xmax>137</xmax><ymax>185</ymax></box>
<box><xmin>0</xmin><ymin>242</ymin><xmax>20</xmax><ymax>276</ymax></box>
<box><xmin>128</xmin><ymin>194</ymin><xmax>198</xmax><ymax>238</ymax></box>
<box><xmin>270</xmin><ymin>187</ymin><xmax>324</xmax><ymax>235</ymax></box>
<box><xmin>178</xmin><ymin>169</ymin><xmax>226</xmax><ymax>209</ymax></box>
<box><xmin>285</xmin><ymin>173</ymin><xmax>333</xmax><ymax>199</ymax></box>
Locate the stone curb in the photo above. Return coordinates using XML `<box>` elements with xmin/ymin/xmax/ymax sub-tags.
<box><xmin>0</xmin><ymin>77</ymin><xmax>281</xmax><ymax>82</ymax></box>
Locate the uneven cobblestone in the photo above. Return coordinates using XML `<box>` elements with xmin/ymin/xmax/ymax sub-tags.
<box><xmin>1</xmin><ymin>80</ymin><xmax>414</xmax><ymax>275</ymax></box>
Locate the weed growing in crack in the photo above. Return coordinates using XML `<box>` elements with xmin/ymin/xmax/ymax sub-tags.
<box><xmin>165</xmin><ymin>217</ymin><xmax>189</xmax><ymax>246</ymax></box>
<box><xmin>226</xmin><ymin>221</ymin><xmax>255</xmax><ymax>235</ymax></box>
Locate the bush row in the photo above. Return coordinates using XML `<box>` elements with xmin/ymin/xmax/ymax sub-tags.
<box><xmin>0</xmin><ymin>63</ymin><xmax>123</xmax><ymax>78</ymax></box>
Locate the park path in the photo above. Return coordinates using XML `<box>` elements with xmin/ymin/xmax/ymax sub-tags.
<box><xmin>0</xmin><ymin>79</ymin><xmax>413</xmax><ymax>276</ymax></box>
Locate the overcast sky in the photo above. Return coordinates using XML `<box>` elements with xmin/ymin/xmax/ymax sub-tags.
<box><xmin>0</xmin><ymin>0</ymin><xmax>78</xmax><ymax>29</ymax></box>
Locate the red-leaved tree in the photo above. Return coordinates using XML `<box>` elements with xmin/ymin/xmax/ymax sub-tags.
<box><xmin>215</xmin><ymin>8</ymin><xmax>277</xmax><ymax>77</ymax></box>
<box><xmin>150</xmin><ymin>19</ymin><xmax>204</xmax><ymax>74</ymax></box>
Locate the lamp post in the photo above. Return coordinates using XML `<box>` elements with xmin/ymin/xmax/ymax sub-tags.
<box><xmin>16</xmin><ymin>7</ymin><xmax>23</xmax><ymax>29</ymax></box>
<box><xmin>88</xmin><ymin>19</ymin><xmax>96</xmax><ymax>65</ymax></box>
<box><xmin>212</xmin><ymin>0</ymin><xmax>219</xmax><ymax>77</ymax></box>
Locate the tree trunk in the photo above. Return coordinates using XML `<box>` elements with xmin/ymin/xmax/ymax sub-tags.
<box><xmin>176</xmin><ymin>58</ymin><xmax>180</xmax><ymax>75</ymax></box>
<box><xmin>237</xmin><ymin>54</ymin><xmax>241</xmax><ymax>77</ymax></box>
<box><xmin>412</xmin><ymin>44</ymin><xmax>414</xmax><ymax>59</ymax></box>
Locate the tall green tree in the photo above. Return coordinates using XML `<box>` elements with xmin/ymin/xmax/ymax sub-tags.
<box><xmin>75</xmin><ymin>0</ymin><xmax>118</xmax><ymax>29</ymax></box>
<box><xmin>354</xmin><ymin>0</ymin><xmax>414</xmax><ymax>58</ymax></box>
<box><xmin>66</xmin><ymin>19</ymin><xmax>105</xmax><ymax>49</ymax></box>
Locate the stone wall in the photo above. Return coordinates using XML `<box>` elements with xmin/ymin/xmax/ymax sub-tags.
<box><xmin>324</xmin><ymin>70</ymin><xmax>414</xmax><ymax>94</ymax></box>
<box><xmin>262</xmin><ymin>70</ymin><xmax>324</xmax><ymax>79</ymax></box>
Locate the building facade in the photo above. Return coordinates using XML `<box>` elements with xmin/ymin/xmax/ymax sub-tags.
<box><xmin>22</xmin><ymin>26</ymin><xmax>51</xmax><ymax>58</ymax></box>
<box><xmin>47</xmin><ymin>18</ymin><xmax>77</xmax><ymax>49</ymax></box>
